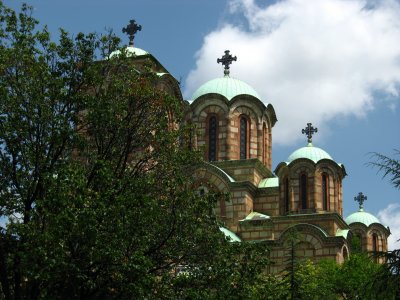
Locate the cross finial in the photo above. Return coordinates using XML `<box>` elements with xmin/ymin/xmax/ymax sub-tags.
<box><xmin>302</xmin><ymin>123</ymin><xmax>318</xmax><ymax>143</ymax></box>
<box><xmin>354</xmin><ymin>192</ymin><xmax>367</xmax><ymax>210</ymax></box>
<box><xmin>217</xmin><ymin>50</ymin><xmax>237</xmax><ymax>76</ymax></box>
<box><xmin>122</xmin><ymin>19</ymin><xmax>142</xmax><ymax>46</ymax></box>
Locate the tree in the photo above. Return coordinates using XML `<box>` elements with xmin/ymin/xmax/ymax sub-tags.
<box><xmin>337</xmin><ymin>253</ymin><xmax>384</xmax><ymax>300</ymax></box>
<box><xmin>371</xmin><ymin>249</ymin><xmax>400</xmax><ymax>300</ymax></box>
<box><xmin>281</xmin><ymin>250</ymin><xmax>340</xmax><ymax>300</ymax></box>
<box><xmin>279</xmin><ymin>255</ymin><xmax>386</xmax><ymax>300</ymax></box>
<box><xmin>369</xmin><ymin>149</ymin><xmax>400</xmax><ymax>190</ymax></box>
<box><xmin>264</xmin><ymin>253</ymin><xmax>388</xmax><ymax>300</ymax></box>
<box><xmin>283</xmin><ymin>231</ymin><xmax>300</xmax><ymax>300</ymax></box>
<box><xmin>166</xmin><ymin>241</ymin><xmax>271</xmax><ymax>299</ymax></box>
<box><xmin>0</xmin><ymin>3</ymin><xmax>270</xmax><ymax>298</ymax></box>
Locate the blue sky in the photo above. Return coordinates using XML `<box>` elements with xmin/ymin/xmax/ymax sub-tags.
<box><xmin>5</xmin><ymin>0</ymin><xmax>400</xmax><ymax>249</ymax></box>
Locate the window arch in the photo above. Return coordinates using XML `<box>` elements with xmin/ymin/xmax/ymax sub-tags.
<box><xmin>240</xmin><ymin>116</ymin><xmax>249</xmax><ymax>159</ymax></box>
<box><xmin>300</xmin><ymin>174</ymin><xmax>307</xmax><ymax>209</ymax></box>
<box><xmin>322</xmin><ymin>173</ymin><xmax>329</xmax><ymax>211</ymax></box>
<box><xmin>208</xmin><ymin>115</ymin><xmax>218</xmax><ymax>161</ymax></box>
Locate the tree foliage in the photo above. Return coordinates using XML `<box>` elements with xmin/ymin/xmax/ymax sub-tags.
<box><xmin>0</xmin><ymin>3</ymin><xmax>270</xmax><ymax>299</ymax></box>
<box><xmin>368</xmin><ymin>149</ymin><xmax>400</xmax><ymax>190</ymax></box>
<box><xmin>371</xmin><ymin>249</ymin><xmax>400</xmax><ymax>299</ymax></box>
<box><xmin>297</xmin><ymin>254</ymin><xmax>397</xmax><ymax>300</ymax></box>
<box><xmin>269</xmin><ymin>254</ymin><xmax>390</xmax><ymax>300</ymax></box>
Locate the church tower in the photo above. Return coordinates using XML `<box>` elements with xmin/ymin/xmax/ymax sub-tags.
<box><xmin>275</xmin><ymin>124</ymin><xmax>347</xmax><ymax>218</ymax></box>
<box><xmin>346</xmin><ymin>193</ymin><xmax>390</xmax><ymax>258</ymax></box>
<box><xmin>110</xmin><ymin>20</ymin><xmax>183</xmax><ymax>103</ymax></box>
<box><xmin>188</xmin><ymin>50</ymin><xmax>277</xmax><ymax>168</ymax></box>
<box><xmin>188</xmin><ymin>51</ymin><xmax>277</xmax><ymax>228</ymax></box>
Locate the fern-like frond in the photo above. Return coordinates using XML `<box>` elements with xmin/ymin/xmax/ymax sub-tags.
<box><xmin>368</xmin><ymin>150</ymin><xmax>400</xmax><ymax>190</ymax></box>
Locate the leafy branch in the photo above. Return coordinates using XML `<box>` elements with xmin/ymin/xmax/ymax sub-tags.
<box><xmin>368</xmin><ymin>149</ymin><xmax>400</xmax><ymax>189</ymax></box>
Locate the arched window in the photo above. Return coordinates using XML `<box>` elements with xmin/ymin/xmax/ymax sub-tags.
<box><xmin>285</xmin><ymin>177</ymin><xmax>289</xmax><ymax>213</ymax></box>
<box><xmin>300</xmin><ymin>174</ymin><xmax>307</xmax><ymax>209</ymax></box>
<box><xmin>208</xmin><ymin>116</ymin><xmax>218</xmax><ymax>161</ymax></box>
<box><xmin>342</xmin><ymin>247</ymin><xmax>349</xmax><ymax>260</ymax></box>
<box><xmin>240</xmin><ymin>116</ymin><xmax>248</xmax><ymax>159</ymax></box>
<box><xmin>372</xmin><ymin>233</ymin><xmax>378</xmax><ymax>253</ymax></box>
<box><xmin>355</xmin><ymin>233</ymin><xmax>363</xmax><ymax>252</ymax></box>
<box><xmin>322</xmin><ymin>174</ymin><xmax>329</xmax><ymax>210</ymax></box>
<box><xmin>262</xmin><ymin>123</ymin><xmax>267</xmax><ymax>164</ymax></box>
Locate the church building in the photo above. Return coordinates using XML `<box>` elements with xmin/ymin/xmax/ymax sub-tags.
<box><xmin>116</xmin><ymin>20</ymin><xmax>391</xmax><ymax>273</ymax></box>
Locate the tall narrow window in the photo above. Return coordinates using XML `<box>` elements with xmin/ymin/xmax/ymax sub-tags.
<box><xmin>322</xmin><ymin>174</ymin><xmax>328</xmax><ymax>210</ymax></box>
<box><xmin>351</xmin><ymin>233</ymin><xmax>362</xmax><ymax>253</ymax></box>
<box><xmin>208</xmin><ymin>116</ymin><xmax>217</xmax><ymax>161</ymax></box>
<box><xmin>342</xmin><ymin>247</ymin><xmax>349</xmax><ymax>260</ymax></box>
<box><xmin>372</xmin><ymin>233</ymin><xmax>378</xmax><ymax>253</ymax></box>
<box><xmin>262</xmin><ymin>123</ymin><xmax>267</xmax><ymax>164</ymax></box>
<box><xmin>285</xmin><ymin>177</ymin><xmax>289</xmax><ymax>213</ymax></box>
<box><xmin>240</xmin><ymin>117</ymin><xmax>248</xmax><ymax>159</ymax></box>
<box><xmin>300</xmin><ymin>174</ymin><xmax>307</xmax><ymax>209</ymax></box>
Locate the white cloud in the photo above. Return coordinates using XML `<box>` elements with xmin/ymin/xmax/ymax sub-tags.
<box><xmin>185</xmin><ymin>0</ymin><xmax>400</xmax><ymax>145</ymax></box>
<box><xmin>378</xmin><ymin>203</ymin><xmax>400</xmax><ymax>250</ymax></box>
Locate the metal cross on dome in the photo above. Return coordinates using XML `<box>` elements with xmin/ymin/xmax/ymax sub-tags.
<box><xmin>354</xmin><ymin>192</ymin><xmax>367</xmax><ymax>210</ymax></box>
<box><xmin>122</xmin><ymin>19</ymin><xmax>142</xmax><ymax>46</ymax></box>
<box><xmin>217</xmin><ymin>50</ymin><xmax>237</xmax><ymax>76</ymax></box>
<box><xmin>302</xmin><ymin>123</ymin><xmax>318</xmax><ymax>143</ymax></box>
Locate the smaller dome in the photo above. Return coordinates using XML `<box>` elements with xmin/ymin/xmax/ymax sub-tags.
<box><xmin>240</xmin><ymin>211</ymin><xmax>271</xmax><ymax>222</ymax></box>
<box><xmin>191</xmin><ymin>76</ymin><xmax>260</xmax><ymax>101</ymax></box>
<box><xmin>336</xmin><ymin>229</ymin><xmax>351</xmax><ymax>239</ymax></box>
<box><xmin>109</xmin><ymin>46</ymin><xmax>149</xmax><ymax>59</ymax></box>
<box><xmin>287</xmin><ymin>143</ymin><xmax>332</xmax><ymax>163</ymax></box>
<box><xmin>345</xmin><ymin>209</ymin><xmax>381</xmax><ymax>227</ymax></box>
<box><xmin>219</xmin><ymin>227</ymin><xmax>241</xmax><ymax>242</ymax></box>
<box><xmin>258</xmin><ymin>177</ymin><xmax>279</xmax><ymax>188</ymax></box>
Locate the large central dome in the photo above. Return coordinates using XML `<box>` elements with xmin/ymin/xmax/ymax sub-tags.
<box><xmin>109</xmin><ymin>46</ymin><xmax>149</xmax><ymax>59</ymax></box>
<box><xmin>287</xmin><ymin>143</ymin><xmax>333</xmax><ymax>163</ymax></box>
<box><xmin>191</xmin><ymin>76</ymin><xmax>261</xmax><ymax>101</ymax></box>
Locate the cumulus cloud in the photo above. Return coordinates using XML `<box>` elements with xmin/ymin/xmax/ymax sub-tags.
<box><xmin>185</xmin><ymin>0</ymin><xmax>400</xmax><ymax>145</ymax></box>
<box><xmin>378</xmin><ymin>203</ymin><xmax>400</xmax><ymax>250</ymax></box>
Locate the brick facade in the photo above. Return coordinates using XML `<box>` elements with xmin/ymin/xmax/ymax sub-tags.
<box><xmin>128</xmin><ymin>48</ymin><xmax>389</xmax><ymax>273</ymax></box>
<box><xmin>186</xmin><ymin>80</ymin><xmax>389</xmax><ymax>273</ymax></box>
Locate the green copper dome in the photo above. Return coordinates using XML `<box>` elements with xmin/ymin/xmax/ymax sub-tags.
<box><xmin>258</xmin><ymin>177</ymin><xmax>279</xmax><ymax>188</ymax></box>
<box><xmin>219</xmin><ymin>227</ymin><xmax>241</xmax><ymax>242</ymax></box>
<box><xmin>191</xmin><ymin>76</ymin><xmax>261</xmax><ymax>101</ymax></box>
<box><xmin>287</xmin><ymin>143</ymin><xmax>332</xmax><ymax>163</ymax></box>
<box><xmin>109</xmin><ymin>46</ymin><xmax>149</xmax><ymax>59</ymax></box>
<box><xmin>345</xmin><ymin>209</ymin><xmax>381</xmax><ymax>227</ymax></box>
